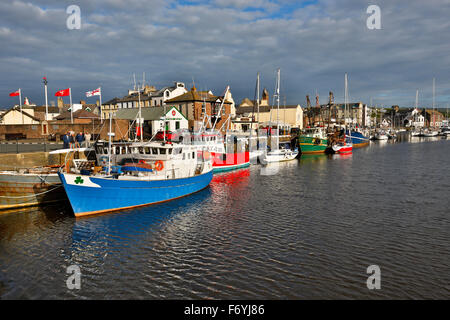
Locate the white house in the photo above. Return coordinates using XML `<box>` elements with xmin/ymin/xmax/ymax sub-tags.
<box><xmin>404</xmin><ymin>108</ymin><xmax>425</xmax><ymax>128</ymax></box>
<box><xmin>0</xmin><ymin>106</ymin><xmax>40</xmax><ymax>125</ymax></box>
<box><xmin>154</xmin><ymin>82</ymin><xmax>188</xmax><ymax>107</ymax></box>
<box><xmin>115</xmin><ymin>106</ymin><xmax>188</xmax><ymax>136</ymax></box>
<box><xmin>153</xmin><ymin>106</ymin><xmax>189</xmax><ymax>134</ymax></box>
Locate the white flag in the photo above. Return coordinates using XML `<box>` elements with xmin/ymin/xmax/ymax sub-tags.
<box><xmin>86</xmin><ymin>87</ymin><xmax>101</xmax><ymax>97</ymax></box>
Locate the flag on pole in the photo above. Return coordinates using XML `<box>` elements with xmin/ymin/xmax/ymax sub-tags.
<box><xmin>86</xmin><ymin>87</ymin><xmax>101</xmax><ymax>97</ymax></box>
<box><xmin>9</xmin><ymin>90</ymin><xmax>20</xmax><ymax>97</ymax></box>
<box><xmin>55</xmin><ymin>88</ymin><xmax>70</xmax><ymax>97</ymax></box>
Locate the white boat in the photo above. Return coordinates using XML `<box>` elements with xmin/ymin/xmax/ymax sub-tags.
<box><xmin>423</xmin><ymin>130</ymin><xmax>438</xmax><ymax>137</ymax></box>
<box><xmin>262</xmin><ymin>141</ymin><xmax>299</xmax><ymax>164</ymax></box>
<box><xmin>374</xmin><ymin>131</ymin><xmax>389</xmax><ymax>140</ymax></box>
<box><xmin>260</xmin><ymin>68</ymin><xmax>298</xmax><ymax>164</ymax></box>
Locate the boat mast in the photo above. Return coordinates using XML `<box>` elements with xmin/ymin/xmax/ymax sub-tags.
<box><xmin>276</xmin><ymin>68</ymin><xmax>280</xmax><ymax>146</ymax></box>
<box><xmin>212</xmin><ymin>86</ymin><xmax>229</xmax><ymax>130</ymax></box>
<box><xmin>432</xmin><ymin>77</ymin><xmax>436</xmax><ymax>129</ymax></box>
<box><xmin>108</xmin><ymin>112</ymin><xmax>112</xmax><ymax>175</ymax></box>
<box><xmin>255</xmin><ymin>72</ymin><xmax>260</xmax><ymax>125</ymax></box>
<box><xmin>138</xmin><ymin>85</ymin><xmax>143</xmax><ymax>142</ymax></box>
<box><xmin>344</xmin><ymin>73</ymin><xmax>348</xmax><ymax>128</ymax></box>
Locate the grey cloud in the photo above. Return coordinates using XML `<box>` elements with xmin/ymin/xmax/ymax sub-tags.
<box><xmin>1</xmin><ymin>0</ymin><xmax>450</xmax><ymax>109</ymax></box>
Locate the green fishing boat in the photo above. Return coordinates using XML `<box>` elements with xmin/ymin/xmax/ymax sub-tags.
<box><xmin>299</xmin><ymin>128</ymin><xmax>328</xmax><ymax>154</ymax></box>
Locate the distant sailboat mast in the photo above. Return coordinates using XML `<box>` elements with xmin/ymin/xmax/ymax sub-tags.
<box><xmin>276</xmin><ymin>68</ymin><xmax>280</xmax><ymax>147</ymax></box>
<box><xmin>432</xmin><ymin>77</ymin><xmax>436</xmax><ymax>128</ymax></box>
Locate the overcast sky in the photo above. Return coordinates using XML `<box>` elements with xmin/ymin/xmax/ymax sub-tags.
<box><xmin>1</xmin><ymin>0</ymin><xmax>450</xmax><ymax>110</ymax></box>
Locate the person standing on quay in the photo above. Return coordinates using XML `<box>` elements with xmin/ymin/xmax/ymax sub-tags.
<box><xmin>69</xmin><ymin>131</ymin><xmax>75</xmax><ymax>149</ymax></box>
<box><xmin>62</xmin><ymin>132</ymin><xmax>70</xmax><ymax>149</ymax></box>
<box><xmin>84</xmin><ymin>131</ymin><xmax>91</xmax><ymax>147</ymax></box>
<box><xmin>75</xmin><ymin>132</ymin><xmax>84</xmax><ymax>148</ymax></box>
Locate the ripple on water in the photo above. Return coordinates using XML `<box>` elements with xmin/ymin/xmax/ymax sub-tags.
<box><xmin>0</xmin><ymin>141</ymin><xmax>449</xmax><ymax>299</ymax></box>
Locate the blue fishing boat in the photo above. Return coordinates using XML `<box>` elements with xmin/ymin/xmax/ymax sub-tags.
<box><xmin>345</xmin><ymin>130</ymin><xmax>370</xmax><ymax>147</ymax></box>
<box><xmin>59</xmin><ymin>142</ymin><xmax>213</xmax><ymax>217</ymax></box>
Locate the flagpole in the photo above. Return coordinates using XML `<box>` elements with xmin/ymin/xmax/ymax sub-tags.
<box><xmin>69</xmin><ymin>88</ymin><xmax>73</xmax><ymax>124</ymax></box>
<box><xmin>43</xmin><ymin>78</ymin><xmax>48</xmax><ymax>121</ymax></box>
<box><xmin>19</xmin><ymin>88</ymin><xmax>23</xmax><ymax>124</ymax></box>
<box><xmin>99</xmin><ymin>87</ymin><xmax>103</xmax><ymax>120</ymax></box>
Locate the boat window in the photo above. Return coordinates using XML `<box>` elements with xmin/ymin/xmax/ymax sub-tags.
<box><xmin>144</xmin><ymin>147</ymin><xmax>150</xmax><ymax>154</ymax></box>
<box><xmin>183</xmin><ymin>153</ymin><xmax>185</xmax><ymax>160</ymax></box>
<box><xmin>188</xmin><ymin>153</ymin><xmax>191</xmax><ymax>159</ymax></box>
<box><xmin>152</xmin><ymin>148</ymin><xmax>158</xmax><ymax>155</ymax></box>
<box><xmin>138</xmin><ymin>147</ymin><xmax>144</xmax><ymax>154</ymax></box>
<box><xmin>168</xmin><ymin>149</ymin><xmax>172</xmax><ymax>155</ymax></box>
<box><xmin>115</xmin><ymin>147</ymin><xmax>120</xmax><ymax>154</ymax></box>
<box><xmin>192</xmin><ymin>152</ymin><xmax>195</xmax><ymax>158</ymax></box>
<box><xmin>160</xmin><ymin>148</ymin><xmax>166</xmax><ymax>155</ymax></box>
<box><xmin>121</xmin><ymin>147</ymin><xmax>127</xmax><ymax>154</ymax></box>
<box><xmin>103</xmin><ymin>147</ymin><xmax>108</xmax><ymax>154</ymax></box>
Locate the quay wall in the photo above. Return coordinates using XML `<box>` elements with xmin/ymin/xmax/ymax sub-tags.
<box><xmin>0</xmin><ymin>119</ymin><xmax>130</xmax><ymax>141</ymax></box>
<box><xmin>0</xmin><ymin>151</ymin><xmax>88</xmax><ymax>170</ymax></box>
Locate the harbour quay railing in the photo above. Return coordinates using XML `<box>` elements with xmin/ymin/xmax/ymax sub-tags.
<box><xmin>0</xmin><ymin>139</ymin><xmax>63</xmax><ymax>154</ymax></box>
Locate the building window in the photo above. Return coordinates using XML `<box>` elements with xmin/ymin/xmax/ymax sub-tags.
<box><xmin>175</xmin><ymin>121</ymin><xmax>180</xmax><ymax>130</ymax></box>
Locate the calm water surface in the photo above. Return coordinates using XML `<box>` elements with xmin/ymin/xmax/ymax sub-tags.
<box><xmin>0</xmin><ymin>137</ymin><xmax>449</xmax><ymax>299</ymax></box>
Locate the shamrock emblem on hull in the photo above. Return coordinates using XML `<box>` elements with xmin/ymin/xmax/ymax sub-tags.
<box><xmin>74</xmin><ymin>176</ymin><xmax>84</xmax><ymax>184</ymax></box>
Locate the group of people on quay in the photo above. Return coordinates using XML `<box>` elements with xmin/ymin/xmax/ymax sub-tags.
<box><xmin>62</xmin><ymin>131</ymin><xmax>91</xmax><ymax>149</ymax></box>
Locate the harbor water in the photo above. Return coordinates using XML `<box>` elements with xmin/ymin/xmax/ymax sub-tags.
<box><xmin>0</xmin><ymin>137</ymin><xmax>449</xmax><ymax>299</ymax></box>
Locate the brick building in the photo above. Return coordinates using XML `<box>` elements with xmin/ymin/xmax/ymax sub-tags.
<box><xmin>164</xmin><ymin>86</ymin><xmax>233</xmax><ymax>132</ymax></box>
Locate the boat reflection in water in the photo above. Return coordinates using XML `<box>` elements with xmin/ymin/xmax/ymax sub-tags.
<box><xmin>331</xmin><ymin>152</ymin><xmax>353</xmax><ymax>160</ymax></box>
<box><xmin>68</xmin><ymin>185</ymin><xmax>214</xmax><ymax>257</ymax></box>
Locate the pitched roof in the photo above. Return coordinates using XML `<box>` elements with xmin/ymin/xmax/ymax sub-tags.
<box><xmin>0</xmin><ymin>107</ymin><xmax>41</xmax><ymax>122</ymax></box>
<box><xmin>33</xmin><ymin>106</ymin><xmax>60</xmax><ymax>113</ymax></box>
<box><xmin>55</xmin><ymin>109</ymin><xmax>100</xmax><ymax>120</ymax></box>
<box><xmin>236</xmin><ymin>104</ymin><xmax>301</xmax><ymax>115</ymax></box>
<box><xmin>165</xmin><ymin>87</ymin><xmax>231</xmax><ymax>104</ymax></box>
<box><xmin>115</xmin><ymin>106</ymin><xmax>166</xmax><ymax>120</ymax></box>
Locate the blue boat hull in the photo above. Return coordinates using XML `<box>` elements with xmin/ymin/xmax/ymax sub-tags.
<box><xmin>345</xmin><ymin>130</ymin><xmax>370</xmax><ymax>147</ymax></box>
<box><xmin>58</xmin><ymin>170</ymin><xmax>213</xmax><ymax>217</ymax></box>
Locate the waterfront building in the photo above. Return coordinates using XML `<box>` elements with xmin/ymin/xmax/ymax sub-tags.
<box><xmin>314</xmin><ymin>102</ymin><xmax>370</xmax><ymax>128</ymax></box>
<box><xmin>402</xmin><ymin>108</ymin><xmax>425</xmax><ymax>128</ymax></box>
<box><xmin>0</xmin><ymin>106</ymin><xmax>40</xmax><ymax>126</ymax></box>
<box><xmin>164</xmin><ymin>86</ymin><xmax>233</xmax><ymax>132</ymax></box>
<box><xmin>115</xmin><ymin>105</ymin><xmax>188</xmax><ymax>137</ymax></box>
<box><xmin>234</xmin><ymin>104</ymin><xmax>303</xmax><ymax>132</ymax></box>
<box><xmin>101</xmin><ymin>82</ymin><xmax>188</xmax><ymax>119</ymax></box>
<box><xmin>424</xmin><ymin>109</ymin><xmax>444</xmax><ymax>128</ymax></box>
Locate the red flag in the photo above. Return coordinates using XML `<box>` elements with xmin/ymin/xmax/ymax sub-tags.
<box><xmin>55</xmin><ymin>88</ymin><xmax>70</xmax><ymax>97</ymax></box>
<box><xmin>9</xmin><ymin>90</ymin><xmax>20</xmax><ymax>97</ymax></box>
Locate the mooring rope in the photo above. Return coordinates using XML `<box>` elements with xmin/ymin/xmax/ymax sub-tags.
<box><xmin>0</xmin><ymin>185</ymin><xmax>62</xmax><ymax>198</ymax></box>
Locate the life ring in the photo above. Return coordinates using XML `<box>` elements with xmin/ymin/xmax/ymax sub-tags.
<box><xmin>99</xmin><ymin>155</ymin><xmax>109</xmax><ymax>166</ymax></box>
<box><xmin>154</xmin><ymin>160</ymin><xmax>164</xmax><ymax>171</ymax></box>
